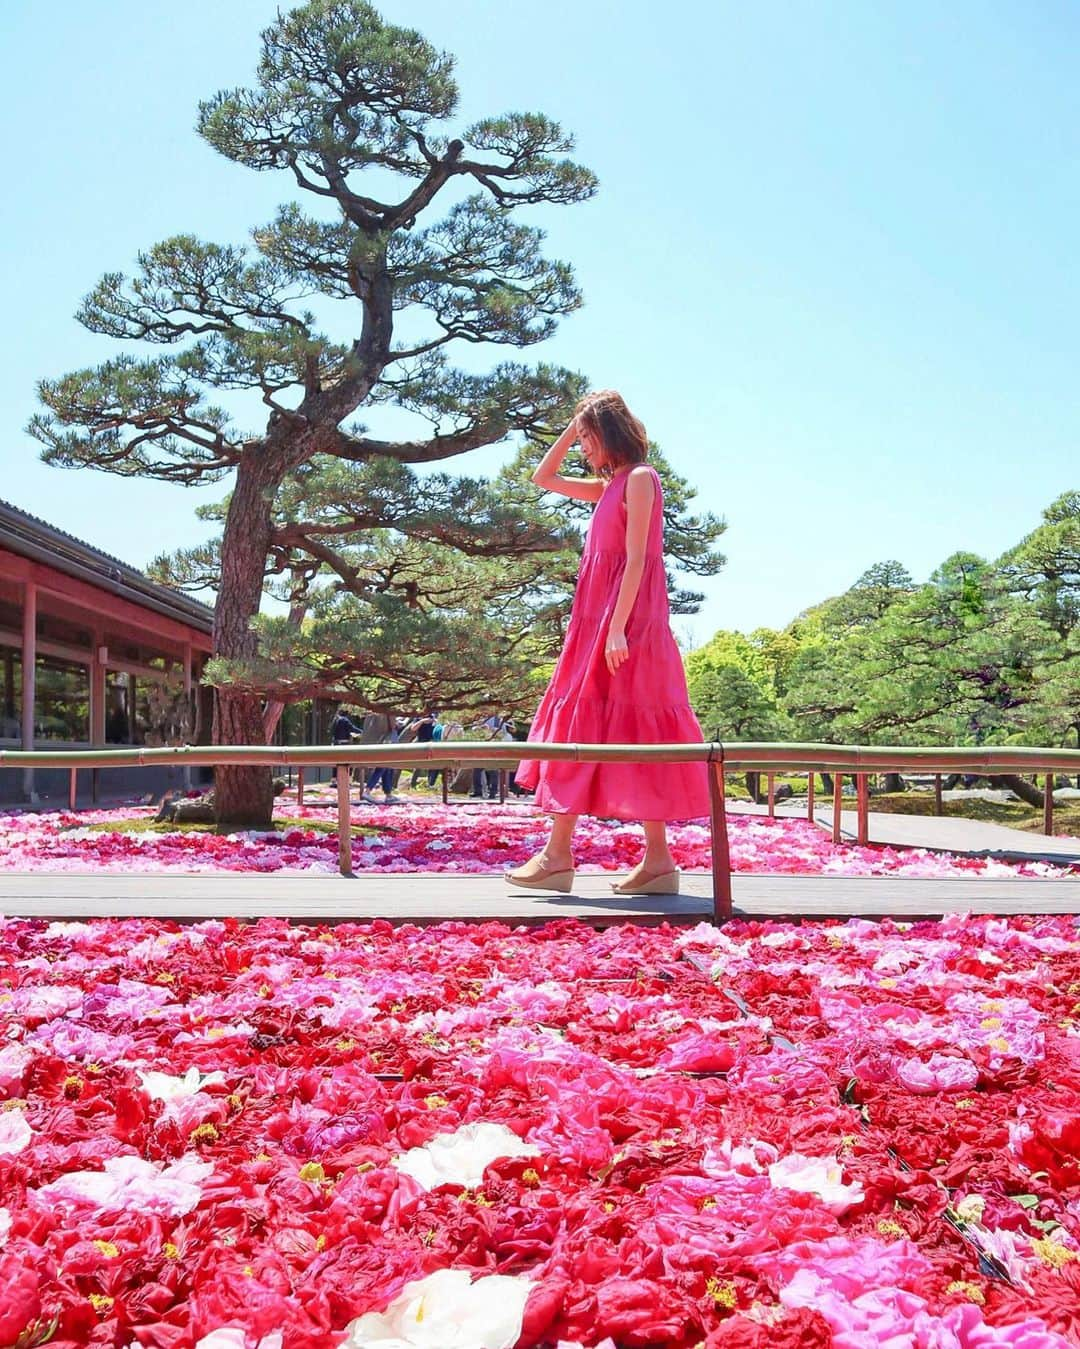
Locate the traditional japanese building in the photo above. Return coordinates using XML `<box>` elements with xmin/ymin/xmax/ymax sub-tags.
<box><xmin>0</xmin><ymin>499</ymin><xmax>213</xmax><ymax>801</ymax></box>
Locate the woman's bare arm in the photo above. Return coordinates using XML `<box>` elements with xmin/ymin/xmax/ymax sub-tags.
<box><xmin>605</xmin><ymin>466</ymin><xmax>654</xmax><ymax>673</ymax></box>
<box><xmin>531</xmin><ymin>419</ymin><xmax>605</xmax><ymax>503</ymax></box>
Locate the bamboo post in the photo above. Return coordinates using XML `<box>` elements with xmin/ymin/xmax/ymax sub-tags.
<box><xmin>806</xmin><ymin>772</ymin><xmax>815</xmax><ymax>821</ymax></box>
<box><xmin>709</xmin><ymin>761</ymin><xmax>733</xmax><ymax>923</ymax></box>
<box><xmin>832</xmin><ymin>771</ymin><xmax>843</xmax><ymax>844</ymax></box>
<box><xmin>69</xmin><ymin>767</ymin><xmax>77</xmax><ymax>811</ymax></box>
<box><xmin>297</xmin><ymin>767</ymin><xmax>305</xmax><ymax>809</ymax></box>
<box><xmin>1045</xmin><ymin>773</ymin><xmax>1054</xmax><ymax>836</ymax></box>
<box><xmin>934</xmin><ymin>774</ymin><xmax>943</xmax><ymax>816</ymax></box>
<box><xmin>856</xmin><ymin>773</ymin><xmax>870</xmax><ymax>845</ymax></box>
<box><xmin>767</xmin><ymin>772</ymin><xmax>776</xmax><ymax>818</ymax></box>
<box><xmin>337</xmin><ymin>765</ymin><xmax>352</xmax><ymax>876</ymax></box>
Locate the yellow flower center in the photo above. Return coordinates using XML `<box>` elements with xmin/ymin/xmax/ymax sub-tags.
<box><xmin>706</xmin><ymin>1277</ymin><xmax>737</xmax><ymax>1309</ymax></box>
<box><xmin>1032</xmin><ymin>1238</ymin><xmax>1078</xmax><ymax>1269</ymax></box>
<box><xmin>946</xmin><ymin>1280</ymin><xmax>985</xmax><ymax>1304</ymax></box>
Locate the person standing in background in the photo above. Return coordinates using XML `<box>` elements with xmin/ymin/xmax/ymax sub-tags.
<box><xmin>360</xmin><ymin>711</ymin><xmax>402</xmax><ymax>804</ymax></box>
<box><xmin>471</xmin><ymin>714</ymin><xmax>512</xmax><ymax>800</ymax></box>
<box><xmin>408</xmin><ymin>710</ymin><xmax>438</xmax><ymax>788</ymax></box>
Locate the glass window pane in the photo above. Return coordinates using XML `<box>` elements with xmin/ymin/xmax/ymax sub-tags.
<box><xmin>34</xmin><ymin>656</ymin><xmax>89</xmax><ymax>742</ymax></box>
<box><xmin>1</xmin><ymin>648</ymin><xmax>20</xmax><ymax>741</ymax></box>
<box><xmin>105</xmin><ymin>671</ymin><xmax>132</xmax><ymax>744</ymax></box>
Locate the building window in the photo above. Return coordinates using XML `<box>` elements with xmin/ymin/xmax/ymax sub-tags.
<box><xmin>1</xmin><ymin>648</ymin><xmax>20</xmax><ymax>741</ymax></box>
<box><xmin>34</xmin><ymin>656</ymin><xmax>89</xmax><ymax>742</ymax></box>
<box><xmin>106</xmin><ymin>671</ymin><xmax>133</xmax><ymax>744</ymax></box>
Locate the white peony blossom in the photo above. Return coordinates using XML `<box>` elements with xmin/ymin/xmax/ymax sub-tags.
<box><xmin>195</xmin><ymin>1331</ymin><xmax>283</xmax><ymax>1349</ymax></box>
<box><xmin>0</xmin><ymin>1108</ymin><xmax>32</xmax><ymax>1155</ymax></box>
<box><xmin>342</xmin><ymin>1268</ymin><xmax>533</xmax><ymax>1348</ymax></box>
<box><xmin>391</xmin><ymin>1121</ymin><xmax>539</xmax><ymax>1192</ymax></box>
<box><xmin>767</xmin><ymin>1153</ymin><xmax>865</xmax><ymax>1215</ymax></box>
<box><xmin>138</xmin><ymin>1067</ymin><xmax>226</xmax><ymax>1103</ymax></box>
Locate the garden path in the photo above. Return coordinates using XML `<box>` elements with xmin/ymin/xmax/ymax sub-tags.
<box><xmin>0</xmin><ymin>869</ymin><xmax>1078</xmax><ymax>925</ymax></box>
<box><xmin>728</xmin><ymin>801</ymin><xmax>1080</xmax><ymax>863</ymax></box>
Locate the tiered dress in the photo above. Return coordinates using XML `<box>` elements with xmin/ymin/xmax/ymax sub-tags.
<box><xmin>516</xmin><ymin>464</ymin><xmax>711</xmax><ymax>821</ymax></box>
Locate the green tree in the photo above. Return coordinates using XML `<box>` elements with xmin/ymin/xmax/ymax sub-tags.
<box><xmin>29</xmin><ymin>0</ymin><xmax>602</xmax><ymax>824</ymax></box>
<box><xmin>998</xmin><ymin>491</ymin><xmax>1080</xmax><ymax>639</ymax></box>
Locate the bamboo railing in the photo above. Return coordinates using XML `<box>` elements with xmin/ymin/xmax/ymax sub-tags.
<box><xmin>1</xmin><ymin>741</ymin><xmax>1078</xmax><ymax>922</ymax></box>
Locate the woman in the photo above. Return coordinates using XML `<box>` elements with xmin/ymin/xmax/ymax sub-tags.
<box><xmin>508</xmin><ymin>390</ymin><xmax>709</xmax><ymax>895</ymax></box>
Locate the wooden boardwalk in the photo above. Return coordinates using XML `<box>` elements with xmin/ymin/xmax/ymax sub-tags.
<box><xmin>0</xmin><ymin>870</ymin><xmax>1077</xmax><ymax>926</ymax></box>
<box><xmin>728</xmin><ymin>801</ymin><xmax>1080</xmax><ymax>864</ymax></box>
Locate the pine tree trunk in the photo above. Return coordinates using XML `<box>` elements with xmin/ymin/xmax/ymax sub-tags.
<box><xmin>212</xmin><ymin>454</ymin><xmax>278</xmax><ymax>826</ymax></box>
<box><xmin>989</xmin><ymin>773</ymin><xmax>1046</xmax><ymax>808</ymax></box>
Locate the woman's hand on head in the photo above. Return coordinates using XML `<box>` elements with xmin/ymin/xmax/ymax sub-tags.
<box><xmin>605</xmin><ymin>625</ymin><xmax>629</xmax><ymax>674</ymax></box>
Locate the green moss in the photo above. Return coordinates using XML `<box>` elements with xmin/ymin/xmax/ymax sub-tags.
<box><xmin>75</xmin><ymin>816</ymin><xmax>382</xmax><ymax>838</ymax></box>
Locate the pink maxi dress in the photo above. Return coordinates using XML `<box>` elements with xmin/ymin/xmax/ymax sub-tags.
<box><xmin>516</xmin><ymin>464</ymin><xmax>711</xmax><ymax>821</ymax></box>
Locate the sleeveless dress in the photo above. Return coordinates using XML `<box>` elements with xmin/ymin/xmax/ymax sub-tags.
<box><xmin>516</xmin><ymin>464</ymin><xmax>711</xmax><ymax>821</ymax></box>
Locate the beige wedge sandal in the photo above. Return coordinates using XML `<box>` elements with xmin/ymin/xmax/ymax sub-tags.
<box><xmin>610</xmin><ymin>869</ymin><xmax>681</xmax><ymax>896</ymax></box>
<box><xmin>505</xmin><ymin>857</ymin><xmax>576</xmax><ymax>893</ymax></box>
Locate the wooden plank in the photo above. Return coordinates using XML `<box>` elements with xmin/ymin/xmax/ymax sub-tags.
<box><xmin>815</xmin><ymin>807</ymin><xmax>1080</xmax><ymax>863</ymax></box>
<box><xmin>0</xmin><ymin>871</ymin><xmax>1076</xmax><ymax>925</ymax></box>
<box><xmin>857</xmin><ymin>773</ymin><xmax>870</xmax><ymax>845</ymax></box>
<box><xmin>709</xmin><ymin>763</ymin><xmax>732</xmax><ymax>922</ymax></box>
<box><xmin>336</xmin><ymin>765</ymin><xmax>352</xmax><ymax>875</ymax></box>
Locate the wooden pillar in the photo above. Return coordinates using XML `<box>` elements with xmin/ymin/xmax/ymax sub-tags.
<box><xmin>182</xmin><ymin>644</ymin><xmax>193</xmax><ymax>789</ymax></box>
<box><xmin>441</xmin><ymin>766</ymin><xmax>450</xmax><ymax>805</ymax></box>
<box><xmin>337</xmin><ymin>765</ymin><xmax>352</xmax><ymax>876</ymax></box>
<box><xmin>856</xmin><ymin>773</ymin><xmax>870</xmax><ymax>845</ymax></box>
<box><xmin>498</xmin><ymin>768</ymin><xmax>507</xmax><ymax>803</ymax></box>
<box><xmin>21</xmin><ymin>580</ymin><xmax>36</xmax><ymax>800</ymax></box>
<box><xmin>832</xmin><ymin>771</ymin><xmax>843</xmax><ymax>844</ymax></box>
<box><xmin>766</xmin><ymin>772</ymin><xmax>776</xmax><ymax>818</ymax></box>
<box><xmin>934</xmin><ymin>774</ymin><xmax>943</xmax><ymax>816</ymax></box>
<box><xmin>709</xmin><ymin>761</ymin><xmax>733</xmax><ymax>923</ymax></box>
<box><xmin>89</xmin><ymin>637</ymin><xmax>106</xmax><ymax>747</ymax></box>
<box><xmin>1045</xmin><ymin>773</ymin><xmax>1054</xmax><ymax>836</ymax></box>
<box><xmin>69</xmin><ymin>767</ymin><xmax>77</xmax><ymax>811</ymax></box>
<box><xmin>806</xmin><ymin>772</ymin><xmax>815</xmax><ymax>821</ymax></box>
<box><xmin>296</xmin><ymin>766</ymin><xmax>305</xmax><ymax>809</ymax></box>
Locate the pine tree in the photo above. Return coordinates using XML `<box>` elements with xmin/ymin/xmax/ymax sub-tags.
<box><xmin>29</xmin><ymin>1</ymin><xmax>603</xmax><ymax>824</ymax></box>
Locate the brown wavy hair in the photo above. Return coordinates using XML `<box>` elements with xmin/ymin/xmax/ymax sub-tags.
<box><xmin>574</xmin><ymin>390</ymin><xmax>649</xmax><ymax>477</ymax></box>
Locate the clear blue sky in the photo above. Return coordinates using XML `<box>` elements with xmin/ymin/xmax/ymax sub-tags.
<box><xmin>2</xmin><ymin>0</ymin><xmax>1078</xmax><ymax>646</ymax></box>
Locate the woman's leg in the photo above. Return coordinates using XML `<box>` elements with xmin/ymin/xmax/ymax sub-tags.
<box><xmin>507</xmin><ymin>812</ymin><xmax>578</xmax><ymax>879</ymax></box>
<box><xmin>621</xmin><ymin>819</ymin><xmax>677</xmax><ymax>885</ymax></box>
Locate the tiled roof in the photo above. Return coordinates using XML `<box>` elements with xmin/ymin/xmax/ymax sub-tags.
<box><xmin>0</xmin><ymin>498</ymin><xmax>213</xmax><ymax>634</ymax></box>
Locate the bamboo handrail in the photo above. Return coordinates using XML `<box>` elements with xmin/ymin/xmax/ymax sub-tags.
<box><xmin>2</xmin><ymin>741</ymin><xmax>1079</xmax><ymax>772</ymax></box>
<box><xmin>4</xmin><ymin>741</ymin><xmax>1077</xmax><ymax>922</ymax></box>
